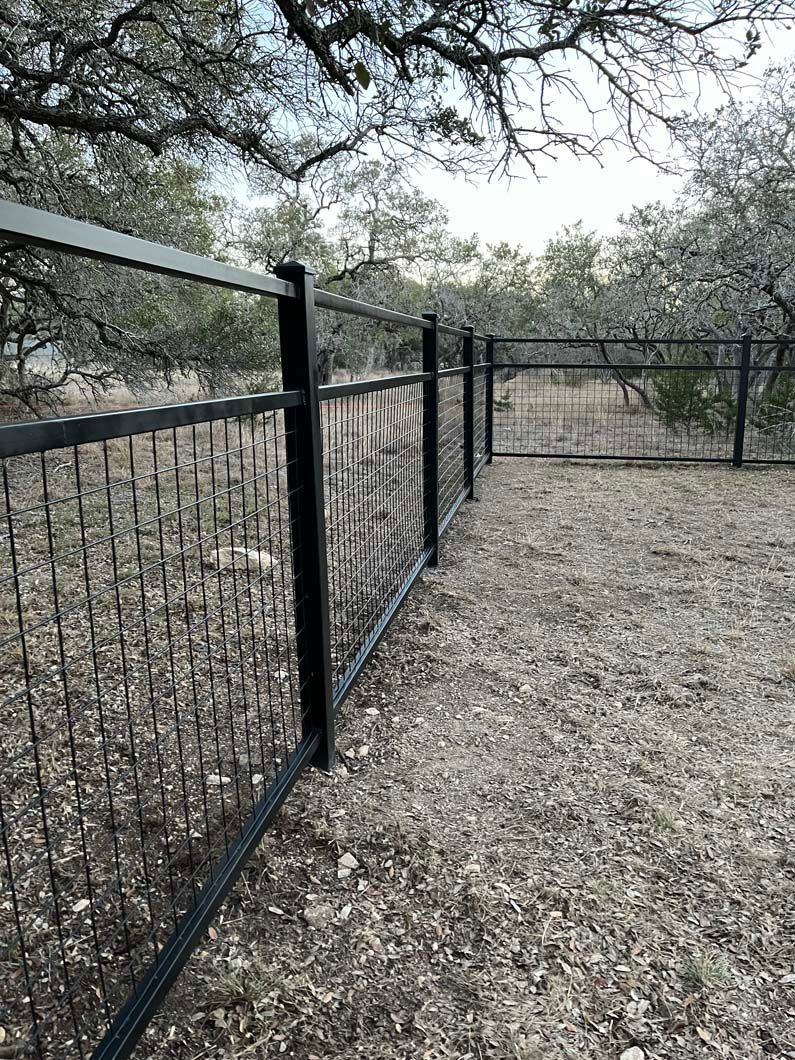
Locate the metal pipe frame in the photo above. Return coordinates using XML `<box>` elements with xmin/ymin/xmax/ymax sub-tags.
<box><xmin>319</xmin><ymin>372</ymin><xmax>431</xmax><ymax>401</ymax></box>
<box><xmin>0</xmin><ymin>389</ymin><xmax>303</xmax><ymax>458</ymax></box>
<box><xmin>0</xmin><ymin>199</ymin><xmax>485</xmax><ymax>338</ymax></box>
<box><xmin>0</xmin><ymin>200</ymin><xmax>297</xmax><ymax>300</ymax></box>
<box><xmin>493</xmin><ymin>336</ymin><xmax>743</xmax><ymax>346</ymax></box>
<box><xmin>493</xmin><ymin>362</ymin><xmax>742</xmax><ymax>372</ymax></box>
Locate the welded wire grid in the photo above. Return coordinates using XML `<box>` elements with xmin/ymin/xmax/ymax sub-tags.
<box><xmin>0</xmin><ymin>410</ymin><xmax>305</xmax><ymax>1059</ymax></box>
<box><xmin>493</xmin><ymin>343</ymin><xmax>743</xmax><ymax>461</ymax></box>
<box><xmin>320</xmin><ymin>381</ymin><xmax>425</xmax><ymax>693</ymax></box>
<box><xmin>438</xmin><ymin>371</ymin><xmax>467</xmax><ymax>520</ymax></box>
<box><xmin>473</xmin><ymin>362</ymin><xmax>489</xmax><ymax>469</ymax></box>
<box><xmin>744</xmin><ymin>343</ymin><xmax>795</xmax><ymax>462</ymax></box>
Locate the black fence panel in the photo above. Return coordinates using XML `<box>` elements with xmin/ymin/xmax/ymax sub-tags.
<box><xmin>0</xmin><ymin>399</ymin><xmax>309</xmax><ymax>1059</ymax></box>
<box><xmin>491</xmin><ymin>337</ymin><xmax>795</xmax><ymax>466</ymax></box>
<box><xmin>493</xmin><ymin>362</ymin><xmax>738</xmax><ymax>461</ymax></box>
<box><xmin>319</xmin><ymin>377</ymin><xmax>428</xmax><ymax>704</ymax></box>
<box><xmin>437</xmin><ymin>368</ymin><xmax>467</xmax><ymax>527</ymax></box>
<box><xmin>744</xmin><ymin>343</ymin><xmax>795</xmax><ymax>463</ymax></box>
<box><xmin>0</xmin><ymin>198</ymin><xmax>496</xmax><ymax>1060</ymax></box>
<box><xmin>473</xmin><ymin>362</ymin><xmax>489</xmax><ymax>473</ymax></box>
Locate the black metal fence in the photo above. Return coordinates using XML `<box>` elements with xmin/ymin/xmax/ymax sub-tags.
<box><xmin>3</xmin><ymin>200</ymin><xmax>795</xmax><ymax>1060</ymax></box>
<box><xmin>0</xmin><ymin>202</ymin><xmax>492</xmax><ymax>1060</ymax></box>
<box><xmin>492</xmin><ymin>338</ymin><xmax>795</xmax><ymax>465</ymax></box>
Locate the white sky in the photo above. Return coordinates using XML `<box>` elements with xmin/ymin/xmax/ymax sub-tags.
<box><xmin>420</xmin><ymin>28</ymin><xmax>795</xmax><ymax>254</ymax></box>
<box><xmin>233</xmin><ymin>27</ymin><xmax>795</xmax><ymax>256</ymax></box>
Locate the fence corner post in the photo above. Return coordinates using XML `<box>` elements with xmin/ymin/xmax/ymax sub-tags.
<box><xmin>485</xmin><ymin>334</ymin><xmax>495</xmax><ymax>464</ymax></box>
<box><xmin>463</xmin><ymin>325</ymin><xmax>475</xmax><ymax>498</ymax></box>
<box><xmin>275</xmin><ymin>260</ymin><xmax>335</xmax><ymax>772</ymax></box>
<box><xmin>422</xmin><ymin>312</ymin><xmax>440</xmax><ymax>567</ymax></box>
<box><xmin>732</xmin><ymin>334</ymin><xmax>752</xmax><ymax>469</ymax></box>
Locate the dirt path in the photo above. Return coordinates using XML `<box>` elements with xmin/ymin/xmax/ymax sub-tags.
<box><xmin>150</xmin><ymin>459</ymin><xmax>795</xmax><ymax>1060</ymax></box>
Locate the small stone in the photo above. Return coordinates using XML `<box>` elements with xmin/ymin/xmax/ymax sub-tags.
<box><xmin>206</xmin><ymin>774</ymin><xmax>231</xmax><ymax>787</ymax></box>
<box><xmin>357</xmin><ymin>744</ymin><xmax>370</xmax><ymax>758</ymax></box>
<box><xmin>463</xmin><ymin>862</ymin><xmax>481</xmax><ymax>875</ymax></box>
<box><xmin>620</xmin><ymin>1048</ymin><xmax>645</xmax><ymax>1060</ymax></box>
<box><xmin>204</xmin><ymin>546</ymin><xmax>274</xmax><ymax>573</ymax></box>
<box><xmin>303</xmin><ymin>902</ymin><xmax>335</xmax><ymax>929</ymax></box>
<box><xmin>338</xmin><ymin>852</ymin><xmax>359</xmax><ymax>870</ymax></box>
<box><xmin>365</xmin><ymin>707</ymin><xmax>380</xmax><ymax>716</ymax></box>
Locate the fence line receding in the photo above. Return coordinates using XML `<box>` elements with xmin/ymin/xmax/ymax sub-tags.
<box><xmin>1</xmin><ymin>200</ymin><xmax>794</xmax><ymax>1060</ymax></box>
<box><xmin>0</xmin><ymin>199</ymin><xmax>490</xmax><ymax>1060</ymax></box>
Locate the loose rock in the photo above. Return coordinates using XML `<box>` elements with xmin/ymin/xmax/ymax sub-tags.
<box><xmin>302</xmin><ymin>902</ymin><xmax>335</xmax><ymax>929</ymax></box>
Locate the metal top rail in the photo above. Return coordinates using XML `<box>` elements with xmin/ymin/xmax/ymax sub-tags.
<box><xmin>494</xmin><ymin>336</ymin><xmax>743</xmax><ymax>345</ymax></box>
<box><xmin>0</xmin><ymin>199</ymin><xmax>488</xmax><ymax>340</ymax></box>
<box><xmin>494</xmin><ymin>361</ymin><xmax>739</xmax><ymax>371</ymax></box>
<box><xmin>314</xmin><ymin>288</ymin><xmax>430</xmax><ymax>329</ymax></box>
<box><xmin>319</xmin><ymin>372</ymin><xmax>431</xmax><ymax>399</ymax></box>
<box><xmin>493</xmin><ymin>361</ymin><xmax>795</xmax><ymax>372</ymax></box>
<box><xmin>0</xmin><ymin>199</ymin><xmax>297</xmax><ymax>300</ymax></box>
<box><xmin>0</xmin><ymin>388</ymin><xmax>303</xmax><ymax>458</ymax></box>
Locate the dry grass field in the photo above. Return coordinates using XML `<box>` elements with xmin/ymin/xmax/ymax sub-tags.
<box><xmin>127</xmin><ymin>456</ymin><xmax>795</xmax><ymax>1060</ymax></box>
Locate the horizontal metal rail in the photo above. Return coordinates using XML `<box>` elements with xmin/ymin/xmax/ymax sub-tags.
<box><xmin>493</xmin><ymin>451</ymin><xmax>732</xmax><ymax>464</ymax></box>
<box><xmin>493</xmin><ymin>361</ymin><xmax>741</xmax><ymax>372</ymax></box>
<box><xmin>438</xmin><ymin>323</ymin><xmax>467</xmax><ymax>339</ymax></box>
<box><xmin>0</xmin><ymin>199</ymin><xmax>487</xmax><ymax>338</ymax></box>
<box><xmin>0</xmin><ymin>200</ymin><xmax>297</xmax><ymax>300</ymax></box>
<box><xmin>494</xmin><ymin>336</ymin><xmax>742</xmax><ymax>346</ymax></box>
<box><xmin>314</xmin><ymin>288</ymin><xmax>431</xmax><ymax>329</ymax></box>
<box><xmin>439</xmin><ymin>365</ymin><xmax>472</xmax><ymax>378</ymax></box>
<box><xmin>319</xmin><ymin>372</ymin><xmax>431</xmax><ymax>401</ymax></box>
<box><xmin>0</xmin><ymin>389</ymin><xmax>303</xmax><ymax>458</ymax></box>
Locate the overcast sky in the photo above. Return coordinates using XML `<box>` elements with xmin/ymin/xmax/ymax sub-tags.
<box><xmin>420</xmin><ymin>28</ymin><xmax>795</xmax><ymax>254</ymax></box>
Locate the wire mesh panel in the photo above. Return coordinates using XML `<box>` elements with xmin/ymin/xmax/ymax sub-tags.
<box><xmin>0</xmin><ymin>401</ymin><xmax>307</xmax><ymax>1059</ymax></box>
<box><xmin>320</xmin><ymin>380</ymin><xmax>426</xmax><ymax>696</ymax></box>
<box><xmin>744</xmin><ymin>343</ymin><xmax>795</xmax><ymax>463</ymax></box>
<box><xmin>438</xmin><ymin>370</ymin><xmax>467</xmax><ymax>521</ymax></box>
<box><xmin>473</xmin><ymin>363</ymin><xmax>489</xmax><ymax>471</ymax></box>
<box><xmin>493</xmin><ymin>352</ymin><xmax>742</xmax><ymax>462</ymax></box>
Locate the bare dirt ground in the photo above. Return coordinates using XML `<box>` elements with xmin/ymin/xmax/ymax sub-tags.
<box><xmin>140</xmin><ymin>457</ymin><xmax>795</xmax><ymax>1060</ymax></box>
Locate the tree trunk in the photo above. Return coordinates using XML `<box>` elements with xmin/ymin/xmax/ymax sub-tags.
<box><xmin>318</xmin><ymin>345</ymin><xmax>334</xmax><ymax>386</ymax></box>
<box><xmin>598</xmin><ymin>342</ymin><xmax>652</xmax><ymax>408</ymax></box>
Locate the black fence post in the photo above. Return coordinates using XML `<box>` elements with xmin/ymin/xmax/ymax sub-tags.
<box><xmin>485</xmin><ymin>334</ymin><xmax>495</xmax><ymax>464</ymax></box>
<box><xmin>275</xmin><ymin>261</ymin><xmax>335</xmax><ymax>771</ymax></box>
<box><xmin>733</xmin><ymin>334</ymin><xmax>752</xmax><ymax>469</ymax></box>
<box><xmin>463</xmin><ymin>324</ymin><xmax>475</xmax><ymax>498</ymax></box>
<box><xmin>422</xmin><ymin>312</ymin><xmax>440</xmax><ymax>567</ymax></box>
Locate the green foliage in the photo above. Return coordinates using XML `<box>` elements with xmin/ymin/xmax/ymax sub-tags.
<box><xmin>653</xmin><ymin>362</ymin><xmax>735</xmax><ymax>433</ymax></box>
<box><xmin>754</xmin><ymin>372</ymin><xmax>795</xmax><ymax>432</ymax></box>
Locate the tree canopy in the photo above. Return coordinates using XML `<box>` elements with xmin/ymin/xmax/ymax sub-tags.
<box><xmin>2</xmin><ymin>0</ymin><xmax>791</xmax><ymax>190</ymax></box>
